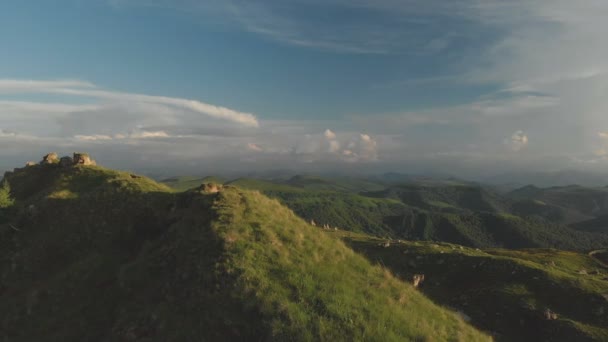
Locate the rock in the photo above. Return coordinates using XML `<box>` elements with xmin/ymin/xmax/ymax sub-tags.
<box><xmin>73</xmin><ymin>153</ymin><xmax>96</xmax><ymax>166</ymax></box>
<box><xmin>382</xmin><ymin>241</ymin><xmax>391</xmax><ymax>248</ymax></box>
<box><xmin>59</xmin><ymin>156</ymin><xmax>73</xmax><ymax>167</ymax></box>
<box><xmin>578</xmin><ymin>269</ymin><xmax>588</xmax><ymax>275</ymax></box>
<box><xmin>25</xmin><ymin>161</ymin><xmax>36</xmax><ymax>167</ymax></box>
<box><xmin>310</xmin><ymin>220</ymin><xmax>316</xmax><ymax>227</ymax></box>
<box><xmin>412</xmin><ymin>274</ymin><xmax>425</xmax><ymax>288</ymax></box>
<box><xmin>40</xmin><ymin>153</ymin><xmax>59</xmax><ymax>165</ymax></box>
<box><xmin>544</xmin><ymin>308</ymin><xmax>558</xmax><ymax>320</ymax></box>
<box><xmin>200</xmin><ymin>183</ymin><xmax>222</xmax><ymax>194</ymax></box>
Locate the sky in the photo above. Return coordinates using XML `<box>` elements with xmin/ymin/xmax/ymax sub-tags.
<box><xmin>1</xmin><ymin>1</ymin><xmax>608</xmax><ymax>178</ymax></box>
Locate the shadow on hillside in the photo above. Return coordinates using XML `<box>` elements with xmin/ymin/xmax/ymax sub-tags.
<box><xmin>0</xmin><ymin>189</ymin><xmax>268</xmax><ymax>341</ymax></box>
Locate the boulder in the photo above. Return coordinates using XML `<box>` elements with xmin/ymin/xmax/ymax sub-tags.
<box><xmin>40</xmin><ymin>153</ymin><xmax>59</xmax><ymax>165</ymax></box>
<box><xmin>544</xmin><ymin>308</ymin><xmax>558</xmax><ymax>320</ymax></box>
<box><xmin>73</xmin><ymin>153</ymin><xmax>96</xmax><ymax>166</ymax></box>
<box><xmin>412</xmin><ymin>274</ymin><xmax>425</xmax><ymax>288</ymax></box>
<box><xmin>25</xmin><ymin>161</ymin><xmax>36</xmax><ymax>167</ymax></box>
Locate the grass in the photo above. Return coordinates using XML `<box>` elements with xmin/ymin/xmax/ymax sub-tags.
<box><xmin>0</xmin><ymin>163</ymin><xmax>489</xmax><ymax>341</ymax></box>
<box><xmin>331</xmin><ymin>230</ymin><xmax>608</xmax><ymax>341</ymax></box>
<box><xmin>211</xmin><ymin>188</ymin><xmax>489</xmax><ymax>341</ymax></box>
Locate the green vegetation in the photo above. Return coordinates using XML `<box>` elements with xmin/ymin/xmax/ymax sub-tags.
<box><xmin>331</xmin><ymin>231</ymin><xmax>608</xmax><ymax>341</ymax></box>
<box><xmin>0</xmin><ymin>163</ymin><xmax>488</xmax><ymax>341</ymax></box>
<box><xmin>0</xmin><ymin>178</ymin><xmax>14</xmax><ymax>209</ymax></box>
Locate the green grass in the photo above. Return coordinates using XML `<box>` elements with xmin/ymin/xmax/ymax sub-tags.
<box><xmin>331</xmin><ymin>230</ymin><xmax>608</xmax><ymax>341</ymax></box>
<box><xmin>210</xmin><ymin>188</ymin><xmax>489</xmax><ymax>341</ymax></box>
<box><xmin>0</xmin><ymin>163</ymin><xmax>489</xmax><ymax>341</ymax></box>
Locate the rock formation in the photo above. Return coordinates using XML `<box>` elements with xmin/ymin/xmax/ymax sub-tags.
<box><xmin>200</xmin><ymin>183</ymin><xmax>222</xmax><ymax>194</ymax></box>
<box><xmin>73</xmin><ymin>153</ymin><xmax>96</xmax><ymax>166</ymax></box>
<box><xmin>40</xmin><ymin>153</ymin><xmax>59</xmax><ymax>165</ymax></box>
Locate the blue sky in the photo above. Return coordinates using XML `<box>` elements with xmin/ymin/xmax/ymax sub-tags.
<box><xmin>1</xmin><ymin>1</ymin><xmax>608</xmax><ymax>177</ymax></box>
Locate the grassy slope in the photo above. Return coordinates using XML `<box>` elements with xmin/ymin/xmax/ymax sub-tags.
<box><xmin>212</xmin><ymin>187</ymin><xmax>488</xmax><ymax>341</ymax></box>
<box><xmin>332</xmin><ymin>231</ymin><xmax>608</xmax><ymax>341</ymax></box>
<box><xmin>0</xmin><ymin>165</ymin><xmax>487</xmax><ymax>341</ymax></box>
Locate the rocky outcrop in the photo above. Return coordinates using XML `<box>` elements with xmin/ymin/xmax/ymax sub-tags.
<box><xmin>40</xmin><ymin>153</ymin><xmax>59</xmax><ymax>165</ymax></box>
<box><xmin>199</xmin><ymin>183</ymin><xmax>222</xmax><ymax>194</ymax></box>
<box><xmin>25</xmin><ymin>161</ymin><xmax>36</xmax><ymax>167</ymax></box>
<box><xmin>73</xmin><ymin>153</ymin><xmax>96</xmax><ymax>166</ymax></box>
<box><xmin>34</xmin><ymin>152</ymin><xmax>98</xmax><ymax>168</ymax></box>
<box><xmin>59</xmin><ymin>156</ymin><xmax>74</xmax><ymax>167</ymax></box>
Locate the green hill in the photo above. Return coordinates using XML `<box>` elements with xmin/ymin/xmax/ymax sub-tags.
<box><xmin>332</xmin><ymin>231</ymin><xmax>608</xmax><ymax>341</ymax></box>
<box><xmin>508</xmin><ymin>185</ymin><xmax>608</xmax><ymax>224</ymax></box>
<box><xmin>364</xmin><ymin>183</ymin><xmax>509</xmax><ymax>214</ymax></box>
<box><xmin>0</xmin><ymin>160</ymin><xmax>488</xmax><ymax>341</ymax></box>
<box><xmin>219</xmin><ymin>178</ymin><xmax>608</xmax><ymax>251</ymax></box>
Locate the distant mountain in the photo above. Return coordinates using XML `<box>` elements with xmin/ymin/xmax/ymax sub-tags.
<box><xmin>486</xmin><ymin>169</ymin><xmax>608</xmax><ymax>188</ymax></box>
<box><xmin>508</xmin><ymin>185</ymin><xmax>608</xmax><ymax>224</ymax></box>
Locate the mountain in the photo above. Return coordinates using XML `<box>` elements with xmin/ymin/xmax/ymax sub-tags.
<box><xmin>486</xmin><ymin>170</ymin><xmax>608</xmax><ymax>188</ymax></box>
<box><xmin>0</xmin><ymin>156</ymin><xmax>488</xmax><ymax>341</ymax></box>
<box><xmin>212</xmin><ymin>177</ymin><xmax>608</xmax><ymax>251</ymax></box>
<box><xmin>508</xmin><ymin>185</ymin><xmax>608</xmax><ymax>224</ymax></box>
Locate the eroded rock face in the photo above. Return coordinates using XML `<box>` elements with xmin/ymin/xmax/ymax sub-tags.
<box><xmin>40</xmin><ymin>153</ymin><xmax>59</xmax><ymax>165</ymax></box>
<box><xmin>73</xmin><ymin>153</ymin><xmax>96</xmax><ymax>166</ymax></box>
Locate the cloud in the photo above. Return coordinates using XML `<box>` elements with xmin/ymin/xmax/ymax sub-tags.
<box><xmin>0</xmin><ymin>79</ymin><xmax>258</xmax><ymax>128</ymax></box>
<box><xmin>74</xmin><ymin>134</ymin><xmax>114</xmax><ymax>141</ymax></box>
<box><xmin>324</xmin><ymin>129</ymin><xmax>336</xmax><ymax>140</ymax></box>
<box><xmin>505</xmin><ymin>130</ymin><xmax>529</xmax><ymax>151</ymax></box>
<box><xmin>247</xmin><ymin>142</ymin><xmax>263</xmax><ymax>152</ymax></box>
<box><xmin>129</xmin><ymin>130</ymin><xmax>171</xmax><ymax>139</ymax></box>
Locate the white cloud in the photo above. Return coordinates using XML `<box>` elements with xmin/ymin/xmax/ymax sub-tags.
<box><xmin>324</xmin><ymin>129</ymin><xmax>336</xmax><ymax>140</ymax></box>
<box><xmin>74</xmin><ymin>134</ymin><xmax>114</xmax><ymax>141</ymax></box>
<box><xmin>129</xmin><ymin>130</ymin><xmax>171</xmax><ymax>139</ymax></box>
<box><xmin>247</xmin><ymin>142</ymin><xmax>263</xmax><ymax>152</ymax></box>
<box><xmin>505</xmin><ymin>130</ymin><xmax>529</xmax><ymax>151</ymax></box>
<box><xmin>0</xmin><ymin>79</ymin><xmax>258</xmax><ymax>128</ymax></box>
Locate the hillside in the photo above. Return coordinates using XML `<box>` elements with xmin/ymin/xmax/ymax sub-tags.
<box><xmin>0</xmin><ymin>156</ymin><xmax>488</xmax><ymax>341</ymax></box>
<box><xmin>209</xmin><ymin>178</ymin><xmax>608</xmax><ymax>251</ymax></box>
<box><xmin>508</xmin><ymin>185</ymin><xmax>608</xmax><ymax>224</ymax></box>
<box><xmin>331</xmin><ymin>231</ymin><xmax>608</xmax><ymax>341</ymax></box>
